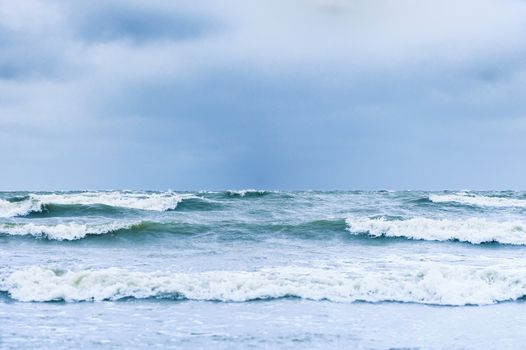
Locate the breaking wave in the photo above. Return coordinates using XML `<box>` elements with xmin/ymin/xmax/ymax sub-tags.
<box><xmin>0</xmin><ymin>198</ymin><xmax>43</xmax><ymax>218</ymax></box>
<box><xmin>0</xmin><ymin>221</ymin><xmax>147</xmax><ymax>240</ymax></box>
<box><xmin>346</xmin><ymin>217</ymin><xmax>526</xmax><ymax>245</ymax></box>
<box><xmin>429</xmin><ymin>193</ymin><xmax>526</xmax><ymax>208</ymax></box>
<box><xmin>0</xmin><ymin>192</ymin><xmax>199</xmax><ymax>217</ymax></box>
<box><xmin>226</xmin><ymin>190</ymin><xmax>273</xmax><ymax>197</ymax></box>
<box><xmin>33</xmin><ymin>192</ymin><xmax>194</xmax><ymax>211</ymax></box>
<box><xmin>2</xmin><ymin>264</ymin><xmax>526</xmax><ymax>305</ymax></box>
<box><xmin>0</xmin><ymin>219</ymin><xmax>347</xmax><ymax>242</ymax></box>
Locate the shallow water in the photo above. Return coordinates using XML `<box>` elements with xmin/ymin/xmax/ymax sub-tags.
<box><xmin>2</xmin><ymin>299</ymin><xmax>526</xmax><ymax>349</ymax></box>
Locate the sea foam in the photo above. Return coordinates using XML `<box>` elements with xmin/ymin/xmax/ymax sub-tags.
<box><xmin>2</xmin><ymin>264</ymin><xmax>526</xmax><ymax>305</ymax></box>
<box><xmin>0</xmin><ymin>221</ymin><xmax>143</xmax><ymax>240</ymax></box>
<box><xmin>0</xmin><ymin>198</ymin><xmax>43</xmax><ymax>218</ymax></box>
<box><xmin>346</xmin><ymin>217</ymin><xmax>526</xmax><ymax>245</ymax></box>
<box><xmin>32</xmin><ymin>192</ymin><xmax>191</xmax><ymax>211</ymax></box>
<box><xmin>227</xmin><ymin>189</ymin><xmax>271</xmax><ymax>197</ymax></box>
<box><xmin>429</xmin><ymin>193</ymin><xmax>526</xmax><ymax>208</ymax></box>
<box><xmin>0</xmin><ymin>192</ymin><xmax>195</xmax><ymax>217</ymax></box>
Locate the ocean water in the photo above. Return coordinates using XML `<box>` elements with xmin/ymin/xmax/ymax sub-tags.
<box><xmin>1</xmin><ymin>190</ymin><xmax>526</xmax><ymax>348</ymax></box>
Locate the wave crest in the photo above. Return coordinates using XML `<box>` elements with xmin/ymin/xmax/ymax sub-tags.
<box><xmin>429</xmin><ymin>193</ymin><xmax>526</xmax><ymax>208</ymax></box>
<box><xmin>0</xmin><ymin>221</ymin><xmax>144</xmax><ymax>240</ymax></box>
<box><xmin>346</xmin><ymin>217</ymin><xmax>526</xmax><ymax>245</ymax></box>
<box><xmin>0</xmin><ymin>198</ymin><xmax>43</xmax><ymax>218</ymax></box>
<box><xmin>227</xmin><ymin>190</ymin><xmax>272</xmax><ymax>197</ymax></box>
<box><xmin>33</xmin><ymin>192</ymin><xmax>192</xmax><ymax>211</ymax></box>
<box><xmin>0</xmin><ymin>192</ymin><xmax>198</xmax><ymax>217</ymax></box>
<box><xmin>2</xmin><ymin>265</ymin><xmax>526</xmax><ymax>305</ymax></box>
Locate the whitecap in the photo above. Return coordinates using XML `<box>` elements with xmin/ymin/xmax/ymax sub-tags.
<box><xmin>0</xmin><ymin>221</ymin><xmax>142</xmax><ymax>240</ymax></box>
<box><xmin>31</xmin><ymin>191</ymin><xmax>192</xmax><ymax>211</ymax></box>
<box><xmin>227</xmin><ymin>189</ymin><xmax>270</xmax><ymax>197</ymax></box>
<box><xmin>429</xmin><ymin>193</ymin><xmax>526</xmax><ymax>208</ymax></box>
<box><xmin>346</xmin><ymin>217</ymin><xmax>526</xmax><ymax>245</ymax></box>
<box><xmin>0</xmin><ymin>198</ymin><xmax>43</xmax><ymax>218</ymax></box>
<box><xmin>2</xmin><ymin>264</ymin><xmax>526</xmax><ymax>305</ymax></box>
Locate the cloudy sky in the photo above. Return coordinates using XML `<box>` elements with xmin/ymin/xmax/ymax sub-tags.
<box><xmin>1</xmin><ymin>0</ymin><xmax>526</xmax><ymax>190</ymax></box>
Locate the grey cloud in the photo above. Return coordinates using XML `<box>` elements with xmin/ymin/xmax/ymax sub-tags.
<box><xmin>71</xmin><ymin>3</ymin><xmax>217</xmax><ymax>44</ymax></box>
<box><xmin>1</xmin><ymin>0</ymin><xmax>526</xmax><ymax>189</ymax></box>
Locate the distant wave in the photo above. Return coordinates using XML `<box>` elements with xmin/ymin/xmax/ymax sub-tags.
<box><xmin>226</xmin><ymin>189</ymin><xmax>273</xmax><ymax>197</ymax></box>
<box><xmin>0</xmin><ymin>192</ymin><xmax>199</xmax><ymax>217</ymax></box>
<box><xmin>429</xmin><ymin>193</ymin><xmax>526</xmax><ymax>208</ymax></box>
<box><xmin>3</xmin><ymin>264</ymin><xmax>526</xmax><ymax>305</ymax></box>
<box><xmin>33</xmin><ymin>192</ymin><xmax>195</xmax><ymax>211</ymax></box>
<box><xmin>0</xmin><ymin>221</ymin><xmax>147</xmax><ymax>240</ymax></box>
<box><xmin>346</xmin><ymin>217</ymin><xmax>526</xmax><ymax>245</ymax></box>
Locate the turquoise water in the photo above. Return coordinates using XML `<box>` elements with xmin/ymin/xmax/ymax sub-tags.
<box><xmin>1</xmin><ymin>190</ymin><xmax>526</xmax><ymax>348</ymax></box>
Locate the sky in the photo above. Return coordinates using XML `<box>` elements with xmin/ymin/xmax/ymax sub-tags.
<box><xmin>1</xmin><ymin>0</ymin><xmax>526</xmax><ymax>190</ymax></box>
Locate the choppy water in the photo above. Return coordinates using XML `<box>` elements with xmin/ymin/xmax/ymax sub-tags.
<box><xmin>2</xmin><ymin>190</ymin><xmax>526</xmax><ymax>348</ymax></box>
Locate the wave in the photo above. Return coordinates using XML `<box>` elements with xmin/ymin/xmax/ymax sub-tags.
<box><xmin>3</xmin><ymin>264</ymin><xmax>526</xmax><ymax>305</ymax></box>
<box><xmin>26</xmin><ymin>203</ymin><xmax>132</xmax><ymax>218</ymax></box>
<box><xmin>4</xmin><ymin>213</ymin><xmax>524</xmax><ymax>245</ymax></box>
<box><xmin>0</xmin><ymin>192</ymin><xmax>199</xmax><ymax>217</ymax></box>
<box><xmin>429</xmin><ymin>193</ymin><xmax>526</xmax><ymax>208</ymax></box>
<box><xmin>174</xmin><ymin>197</ymin><xmax>223</xmax><ymax>211</ymax></box>
<box><xmin>33</xmin><ymin>192</ymin><xmax>194</xmax><ymax>211</ymax></box>
<box><xmin>0</xmin><ymin>218</ymin><xmax>346</xmax><ymax>242</ymax></box>
<box><xmin>346</xmin><ymin>217</ymin><xmax>526</xmax><ymax>245</ymax></box>
<box><xmin>226</xmin><ymin>189</ymin><xmax>273</xmax><ymax>197</ymax></box>
<box><xmin>0</xmin><ymin>221</ymin><xmax>146</xmax><ymax>240</ymax></box>
<box><xmin>0</xmin><ymin>198</ymin><xmax>43</xmax><ymax>218</ymax></box>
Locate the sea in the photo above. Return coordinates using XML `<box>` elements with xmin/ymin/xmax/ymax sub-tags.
<box><xmin>1</xmin><ymin>190</ymin><xmax>526</xmax><ymax>349</ymax></box>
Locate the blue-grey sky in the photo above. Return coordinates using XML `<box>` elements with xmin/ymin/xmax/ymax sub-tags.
<box><xmin>1</xmin><ymin>0</ymin><xmax>526</xmax><ymax>190</ymax></box>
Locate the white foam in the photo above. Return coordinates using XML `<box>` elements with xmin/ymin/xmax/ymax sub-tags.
<box><xmin>0</xmin><ymin>192</ymin><xmax>197</xmax><ymax>217</ymax></box>
<box><xmin>346</xmin><ymin>217</ymin><xmax>526</xmax><ymax>245</ymax></box>
<box><xmin>429</xmin><ymin>193</ymin><xmax>526</xmax><ymax>208</ymax></box>
<box><xmin>2</xmin><ymin>264</ymin><xmax>526</xmax><ymax>305</ymax></box>
<box><xmin>0</xmin><ymin>198</ymin><xmax>43</xmax><ymax>218</ymax></box>
<box><xmin>32</xmin><ymin>192</ymin><xmax>192</xmax><ymax>211</ymax></box>
<box><xmin>227</xmin><ymin>189</ymin><xmax>269</xmax><ymax>197</ymax></box>
<box><xmin>0</xmin><ymin>221</ymin><xmax>141</xmax><ymax>240</ymax></box>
